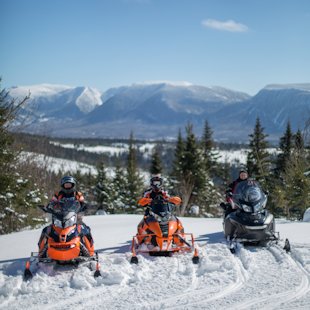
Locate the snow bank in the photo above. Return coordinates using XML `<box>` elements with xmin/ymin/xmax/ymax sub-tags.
<box><xmin>303</xmin><ymin>208</ymin><xmax>310</xmax><ymax>222</ymax></box>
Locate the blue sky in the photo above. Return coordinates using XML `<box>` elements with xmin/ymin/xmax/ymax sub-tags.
<box><xmin>1</xmin><ymin>0</ymin><xmax>309</xmax><ymax>95</ymax></box>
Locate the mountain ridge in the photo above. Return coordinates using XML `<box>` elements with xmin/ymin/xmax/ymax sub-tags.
<box><xmin>8</xmin><ymin>82</ymin><xmax>310</xmax><ymax>142</ymax></box>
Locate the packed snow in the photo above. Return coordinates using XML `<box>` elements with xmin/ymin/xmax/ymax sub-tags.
<box><xmin>0</xmin><ymin>215</ymin><xmax>309</xmax><ymax>309</ymax></box>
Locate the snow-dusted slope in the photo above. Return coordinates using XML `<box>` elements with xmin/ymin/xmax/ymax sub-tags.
<box><xmin>9</xmin><ymin>84</ymin><xmax>103</xmax><ymax>117</ymax></box>
<box><xmin>0</xmin><ymin>215</ymin><xmax>309</xmax><ymax>309</ymax></box>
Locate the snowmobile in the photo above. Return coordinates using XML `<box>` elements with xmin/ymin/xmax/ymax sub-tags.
<box><xmin>221</xmin><ymin>179</ymin><xmax>290</xmax><ymax>253</ymax></box>
<box><xmin>130</xmin><ymin>196</ymin><xmax>199</xmax><ymax>264</ymax></box>
<box><xmin>24</xmin><ymin>197</ymin><xmax>101</xmax><ymax>280</ymax></box>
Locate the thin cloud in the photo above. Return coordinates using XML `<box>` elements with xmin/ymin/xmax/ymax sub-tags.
<box><xmin>202</xmin><ymin>19</ymin><xmax>249</xmax><ymax>32</ymax></box>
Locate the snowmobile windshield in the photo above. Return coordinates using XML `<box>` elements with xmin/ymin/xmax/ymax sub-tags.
<box><xmin>150</xmin><ymin>201</ymin><xmax>172</xmax><ymax>223</ymax></box>
<box><xmin>233</xmin><ymin>180</ymin><xmax>267</xmax><ymax>213</ymax></box>
<box><xmin>52</xmin><ymin>198</ymin><xmax>80</xmax><ymax>228</ymax></box>
<box><xmin>53</xmin><ymin>212</ymin><xmax>77</xmax><ymax>228</ymax></box>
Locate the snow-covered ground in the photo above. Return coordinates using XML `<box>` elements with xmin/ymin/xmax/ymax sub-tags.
<box><xmin>49</xmin><ymin>141</ymin><xmax>279</xmax><ymax>165</ymax></box>
<box><xmin>49</xmin><ymin>141</ymin><xmax>157</xmax><ymax>158</ymax></box>
<box><xmin>19</xmin><ymin>152</ymin><xmax>98</xmax><ymax>175</ymax></box>
<box><xmin>0</xmin><ymin>215</ymin><xmax>309</xmax><ymax>309</ymax></box>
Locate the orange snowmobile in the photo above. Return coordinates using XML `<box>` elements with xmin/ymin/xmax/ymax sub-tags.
<box><xmin>130</xmin><ymin>196</ymin><xmax>199</xmax><ymax>264</ymax></box>
<box><xmin>24</xmin><ymin>197</ymin><xmax>101</xmax><ymax>280</ymax></box>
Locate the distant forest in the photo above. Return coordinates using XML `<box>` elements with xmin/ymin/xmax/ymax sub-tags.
<box><xmin>12</xmin><ymin>132</ymin><xmax>248</xmax><ymax>171</ymax></box>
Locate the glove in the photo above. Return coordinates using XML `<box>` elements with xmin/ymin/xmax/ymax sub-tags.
<box><xmin>226</xmin><ymin>191</ymin><xmax>233</xmax><ymax>198</ymax></box>
<box><xmin>220</xmin><ymin>202</ymin><xmax>227</xmax><ymax>210</ymax></box>
<box><xmin>138</xmin><ymin>197</ymin><xmax>152</xmax><ymax>207</ymax></box>
<box><xmin>169</xmin><ymin>196</ymin><xmax>182</xmax><ymax>206</ymax></box>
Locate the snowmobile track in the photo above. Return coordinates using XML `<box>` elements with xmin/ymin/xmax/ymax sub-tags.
<box><xmin>147</xmin><ymin>247</ymin><xmax>248</xmax><ymax>309</ymax></box>
<box><xmin>234</xmin><ymin>245</ymin><xmax>310</xmax><ymax>310</ymax></box>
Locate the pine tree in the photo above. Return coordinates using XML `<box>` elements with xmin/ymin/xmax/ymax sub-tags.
<box><xmin>171</xmin><ymin>129</ymin><xmax>185</xmax><ymax>180</ymax></box>
<box><xmin>246</xmin><ymin>117</ymin><xmax>270</xmax><ymax>185</ymax></box>
<box><xmin>275</xmin><ymin>121</ymin><xmax>294</xmax><ymax>176</ymax></box>
<box><xmin>111</xmin><ymin>161</ymin><xmax>127</xmax><ymax>213</ymax></box>
<box><xmin>0</xmin><ymin>80</ymin><xmax>45</xmax><ymax>234</ymax></box>
<box><xmin>174</xmin><ymin>124</ymin><xmax>206</xmax><ymax>216</ymax></box>
<box><xmin>94</xmin><ymin>160</ymin><xmax>114</xmax><ymax>212</ymax></box>
<box><xmin>294</xmin><ymin>129</ymin><xmax>304</xmax><ymax>152</ymax></box>
<box><xmin>124</xmin><ymin>132</ymin><xmax>144</xmax><ymax>212</ymax></box>
<box><xmin>201</xmin><ymin>119</ymin><xmax>218</xmax><ymax>173</ymax></box>
<box><xmin>283</xmin><ymin>131</ymin><xmax>310</xmax><ymax>219</ymax></box>
<box><xmin>150</xmin><ymin>145</ymin><xmax>163</xmax><ymax>175</ymax></box>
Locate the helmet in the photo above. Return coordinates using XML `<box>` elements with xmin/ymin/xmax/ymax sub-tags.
<box><xmin>60</xmin><ymin>176</ymin><xmax>76</xmax><ymax>194</ymax></box>
<box><xmin>150</xmin><ymin>176</ymin><xmax>163</xmax><ymax>192</ymax></box>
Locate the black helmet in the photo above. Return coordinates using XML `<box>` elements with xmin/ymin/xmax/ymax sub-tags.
<box><xmin>60</xmin><ymin>176</ymin><xmax>76</xmax><ymax>194</ymax></box>
<box><xmin>150</xmin><ymin>176</ymin><xmax>163</xmax><ymax>192</ymax></box>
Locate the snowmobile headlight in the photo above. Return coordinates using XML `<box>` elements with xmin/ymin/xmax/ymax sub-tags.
<box><xmin>242</xmin><ymin>204</ymin><xmax>252</xmax><ymax>213</ymax></box>
<box><xmin>64</xmin><ymin>215</ymin><xmax>76</xmax><ymax>228</ymax></box>
<box><xmin>54</xmin><ymin>218</ymin><xmax>63</xmax><ymax>228</ymax></box>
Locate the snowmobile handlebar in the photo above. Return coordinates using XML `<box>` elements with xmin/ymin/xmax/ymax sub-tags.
<box><xmin>37</xmin><ymin>204</ymin><xmax>49</xmax><ymax>212</ymax></box>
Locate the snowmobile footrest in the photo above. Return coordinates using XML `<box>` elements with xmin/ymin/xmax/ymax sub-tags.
<box><xmin>283</xmin><ymin>238</ymin><xmax>291</xmax><ymax>253</ymax></box>
<box><xmin>23</xmin><ymin>261</ymin><xmax>33</xmax><ymax>281</ymax></box>
<box><xmin>94</xmin><ymin>269</ymin><xmax>102</xmax><ymax>278</ymax></box>
<box><xmin>130</xmin><ymin>256</ymin><xmax>138</xmax><ymax>264</ymax></box>
<box><xmin>192</xmin><ymin>256</ymin><xmax>199</xmax><ymax>264</ymax></box>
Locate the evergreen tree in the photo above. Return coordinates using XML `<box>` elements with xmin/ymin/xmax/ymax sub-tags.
<box><xmin>0</xmin><ymin>80</ymin><xmax>45</xmax><ymax>234</ymax></box>
<box><xmin>283</xmin><ymin>139</ymin><xmax>310</xmax><ymax>219</ymax></box>
<box><xmin>124</xmin><ymin>132</ymin><xmax>144</xmax><ymax>212</ymax></box>
<box><xmin>275</xmin><ymin>121</ymin><xmax>294</xmax><ymax>176</ymax></box>
<box><xmin>171</xmin><ymin>129</ymin><xmax>185</xmax><ymax>180</ymax></box>
<box><xmin>150</xmin><ymin>145</ymin><xmax>163</xmax><ymax>175</ymax></box>
<box><xmin>111</xmin><ymin>161</ymin><xmax>127</xmax><ymax>213</ymax></box>
<box><xmin>294</xmin><ymin>129</ymin><xmax>304</xmax><ymax>152</ymax></box>
<box><xmin>94</xmin><ymin>160</ymin><xmax>114</xmax><ymax>212</ymax></box>
<box><xmin>201</xmin><ymin>119</ymin><xmax>219</xmax><ymax>173</ymax></box>
<box><xmin>246</xmin><ymin>117</ymin><xmax>270</xmax><ymax>185</ymax></box>
<box><xmin>175</xmin><ymin>124</ymin><xmax>206</xmax><ymax>216</ymax></box>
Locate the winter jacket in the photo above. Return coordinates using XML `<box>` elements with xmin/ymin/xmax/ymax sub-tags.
<box><xmin>138</xmin><ymin>189</ymin><xmax>181</xmax><ymax>207</ymax></box>
<box><xmin>46</xmin><ymin>190</ymin><xmax>85</xmax><ymax>212</ymax></box>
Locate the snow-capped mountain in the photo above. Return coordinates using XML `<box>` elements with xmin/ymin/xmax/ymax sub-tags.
<box><xmin>211</xmin><ymin>83</ymin><xmax>310</xmax><ymax>141</ymax></box>
<box><xmin>8</xmin><ymin>82</ymin><xmax>310</xmax><ymax>141</ymax></box>
<box><xmin>9</xmin><ymin>84</ymin><xmax>103</xmax><ymax>121</ymax></box>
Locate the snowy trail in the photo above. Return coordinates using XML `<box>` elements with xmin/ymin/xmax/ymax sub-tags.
<box><xmin>0</xmin><ymin>216</ymin><xmax>309</xmax><ymax>309</ymax></box>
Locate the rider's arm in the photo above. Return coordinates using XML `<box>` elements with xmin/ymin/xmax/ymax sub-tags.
<box><xmin>138</xmin><ymin>197</ymin><xmax>152</xmax><ymax>207</ymax></box>
<box><xmin>168</xmin><ymin>196</ymin><xmax>182</xmax><ymax>206</ymax></box>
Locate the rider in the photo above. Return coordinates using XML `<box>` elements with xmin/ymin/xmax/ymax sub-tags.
<box><xmin>222</xmin><ymin>169</ymin><xmax>249</xmax><ymax>217</ymax></box>
<box><xmin>38</xmin><ymin>176</ymin><xmax>94</xmax><ymax>258</ymax></box>
<box><xmin>137</xmin><ymin>175</ymin><xmax>184</xmax><ymax>247</ymax></box>
<box><xmin>138</xmin><ymin>175</ymin><xmax>181</xmax><ymax>212</ymax></box>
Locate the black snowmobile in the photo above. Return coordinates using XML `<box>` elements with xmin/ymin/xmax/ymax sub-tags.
<box><xmin>221</xmin><ymin>179</ymin><xmax>290</xmax><ymax>253</ymax></box>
